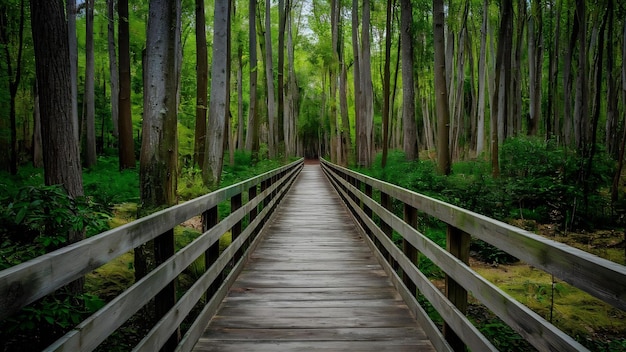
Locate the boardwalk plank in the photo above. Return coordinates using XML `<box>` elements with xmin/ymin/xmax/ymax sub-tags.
<box><xmin>192</xmin><ymin>163</ymin><xmax>435</xmax><ymax>351</ymax></box>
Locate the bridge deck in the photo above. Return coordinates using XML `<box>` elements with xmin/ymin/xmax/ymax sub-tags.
<box><xmin>193</xmin><ymin>163</ymin><xmax>435</xmax><ymax>351</ymax></box>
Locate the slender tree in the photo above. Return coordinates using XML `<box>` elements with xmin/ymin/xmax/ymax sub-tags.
<box><xmin>203</xmin><ymin>0</ymin><xmax>230</xmax><ymax>187</ymax></box>
<box><xmin>264</xmin><ymin>0</ymin><xmax>277</xmax><ymax>158</ymax></box>
<box><xmin>84</xmin><ymin>0</ymin><xmax>97</xmax><ymax>167</ymax></box>
<box><xmin>400</xmin><ymin>0</ymin><xmax>417</xmax><ymax>161</ymax></box>
<box><xmin>67</xmin><ymin>0</ymin><xmax>79</xmax><ymax>143</ymax></box>
<box><xmin>245</xmin><ymin>0</ymin><xmax>260</xmax><ymax>158</ymax></box>
<box><xmin>359</xmin><ymin>0</ymin><xmax>374</xmax><ymax>167</ymax></box>
<box><xmin>433</xmin><ymin>0</ymin><xmax>450</xmax><ymax>175</ymax></box>
<box><xmin>0</xmin><ymin>0</ymin><xmax>25</xmax><ymax>174</ymax></box>
<box><xmin>194</xmin><ymin>0</ymin><xmax>208</xmax><ymax>168</ymax></box>
<box><xmin>30</xmin><ymin>0</ymin><xmax>85</xmax><ymax>295</ymax></box>
<box><xmin>380</xmin><ymin>0</ymin><xmax>392</xmax><ymax>168</ymax></box>
<box><xmin>107</xmin><ymin>0</ymin><xmax>119</xmax><ymax>138</ymax></box>
<box><xmin>118</xmin><ymin>0</ymin><xmax>135</xmax><ymax>169</ymax></box>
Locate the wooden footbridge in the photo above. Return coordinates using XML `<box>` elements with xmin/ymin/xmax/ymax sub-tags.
<box><xmin>1</xmin><ymin>159</ymin><xmax>625</xmax><ymax>351</ymax></box>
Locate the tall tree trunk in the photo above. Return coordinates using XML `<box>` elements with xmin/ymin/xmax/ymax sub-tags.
<box><xmin>203</xmin><ymin>0</ymin><xmax>230</xmax><ymax>187</ymax></box>
<box><xmin>433</xmin><ymin>0</ymin><xmax>450</xmax><ymax>175</ymax></box>
<box><xmin>237</xmin><ymin>39</ymin><xmax>245</xmax><ymax>151</ymax></box>
<box><xmin>573</xmin><ymin>0</ymin><xmax>588</xmax><ymax>149</ymax></box>
<box><xmin>277</xmin><ymin>0</ymin><xmax>285</xmax><ymax>148</ymax></box>
<box><xmin>107</xmin><ymin>0</ymin><xmax>119</xmax><ymax>138</ymax></box>
<box><xmin>329</xmin><ymin>0</ymin><xmax>340</xmax><ymax>164</ymax></box>
<box><xmin>381</xmin><ymin>0</ymin><xmax>393</xmax><ymax>168</ymax></box>
<box><xmin>528</xmin><ymin>0</ymin><xmax>542</xmax><ymax>136</ymax></box>
<box><xmin>0</xmin><ymin>0</ymin><xmax>24</xmax><ymax>175</ymax></box>
<box><xmin>32</xmin><ymin>82</ymin><xmax>43</xmax><ymax>168</ymax></box>
<box><xmin>611</xmin><ymin>19</ymin><xmax>626</xmax><ymax>203</ymax></box>
<box><xmin>359</xmin><ymin>0</ymin><xmax>374</xmax><ymax>167</ymax></box>
<box><xmin>67</xmin><ymin>0</ymin><xmax>79</xmax><ymax>143</ymax></box>
<box><xmin>264</xmin><ymin>0</ymin><xmax>276</xmax><ymax>158</ymax></box>
<box><xmin>118</xmin><ymin>0</ymin><xmax>136</xmax><ymax>170</ymax></box>
<box><xmin>547</xmin><ymin>0</ymin><xmax>561</xmax><ymax>141</ymax></box>
<box><xmin>351</xmin><ymin>0</ymin><xmax>361</xmax><ymax>162</ymax></box>
<box><xmin>285</xmin><ymin>2</ymin><xmax>298</xmax><ymax>158</ymax></box>
<box><xmin>605</xmin><ymin>0</ymin><xmax>618</xmax><ymax>157</ymax></box>
<box><xmin>338</xmin><ymin>6</ymin><xmax>351</xmax><ymax>166</ymax></box>
<box><xmin>245</xmin><ymin>0</ymin><xmax>259</xmax><ymax>159</ymax></box>
<box><xmin>476</xmin><ymin>0</ymin><xmax>488</xmax><ymax>154</ymax></box>
<box><xmin>30</xmin><ymin>0</ymin><xmax>85</xmax><ymax>296</ymax></box>
<box><xmin>492</xmin><ymin>0</ymin><xmax>513</xmax><ymax>178</ymax></box>
<box><xmin>510</xmin><ymin>0</ymin><xmax>525</xmax><ymax>137</ymax></box>
<box><xmin>194</xmin><ymin>0</ymin><xmax>208</xmax><ymax>168</ymax></box>
<box><xmin>84</xmin><ymin>0</ymin><xmax>97</xmax><ymax>167</ymax></box>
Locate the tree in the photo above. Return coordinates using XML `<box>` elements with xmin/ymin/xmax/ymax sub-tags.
<box><xmin>67</xmin><ymin>0</ymin><xmax>79</xmax><ymax>143</ymax></box>
<box><xmin>30</xmin><ymin>0</ymin><xmax>85</xmax><ymax>294</ymax></box>
<box><xmin>203</xmin><ymin>0</ymin><xmax>230</xmax><ymax>187</ymax></box>
<box><xmin>83</xmin><ymin>0</ymin><xmax>97</xmax><ymax>167</ymax></box>
<box><xmin>263</xmin><ymin>0</ymin><xmax>277</xmax><ymax>158</ymax></box>
<box><xmin>433</xmin><ymin>0</ymin><xmax>450</xmax><ymax>175</ymax></box>
<box><xmin>107</xmin><ymin>0</ymin><xmax>119</xmax><ymax>138</ymax></box>
<box><xmin>117</xmin><ymin>0</ymin><xmax>135</xmax><ymax>170</ymax></box>
<box><xmin>358</xmin><ymin>0</ymin><xmax>374</xmax><ymax>168</ymax></box>
<box><xmin>400</xmin><ymin>0</ymin><xmax>417</xmax><ymax>161</ymax></box>
<box><xmin>194</xmin><ymin>0</ymin><xmax>208</xmax><ymax>168</ymax></box>
<box><xmin>527</xmin><ymin>0</ymin><xmax>542</xmax><ymax>136</ymax></box>
<box><xmin>380</xmin><ymin>0</ymin><xmax>393</xmax><ymax>168</ymax></box>
<box><xmin>245</xmin><ymin>0</ymin><xmax>260</xmax><ymax>158</ymax></box>
<box><xmin>0</xmin><ymin>0</ymin><xmax>25</xmax><ymax>174</ymax></box>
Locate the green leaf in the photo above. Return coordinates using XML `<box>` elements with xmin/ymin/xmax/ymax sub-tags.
<box><xmin>15</xmin><ymin>207</ymin><xmax>27</xmax><ymax>224</ymax></box>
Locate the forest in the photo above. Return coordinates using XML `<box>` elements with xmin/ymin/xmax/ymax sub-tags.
<box><xmin>1</xmin><ymin>0</ymin><xmax>626</xmax><ymax>350</ymax></box>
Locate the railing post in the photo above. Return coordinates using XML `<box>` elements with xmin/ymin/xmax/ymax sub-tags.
<box><xmin>154</xmin><ymin>228</ymin><xmax>179</xmax><ymax>350</ymax></box>
<box><xmin>403</xmin><ymin>203</ymin><xmax>419</xmax><ymax>295</ymax></box>
<box><xmin>380</xmin><ymin>191</ymin><xmax>395</xmax><ymax>268</ymax></box>
<box><xmin>248</xmin><ymin>184</ymin><xmax>258</xmax><ymax>243</ymax></box>
<box><xmin>444</xmin><ymin>225</ymin><xmax>470</xmax><ymax>351</ymax></box>
<box><xmin>231</xmin><ymin>193</ymin><xmax>243</xmax><ymax>262</ymax></box>
<box><xmin>203</xmin><ymin>206</ymin><xmax>219</xmax><ymax>299</ymax></box>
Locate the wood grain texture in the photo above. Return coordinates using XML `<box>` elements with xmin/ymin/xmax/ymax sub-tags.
<box><xmin>193</xmin><ymin>163</ymin><xmax>434</xmax><ymax>351</ymax></box>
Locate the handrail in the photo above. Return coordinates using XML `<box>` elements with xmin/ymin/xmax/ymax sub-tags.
<box><xmin>0</xmin><ymin>158</ymin><xmax>304</xmax><ymax>351</ymax></box>
<box><xmin>321</xmin><ymin>159</ymin><xmax>626</xmax><ymax>352</ymax></box>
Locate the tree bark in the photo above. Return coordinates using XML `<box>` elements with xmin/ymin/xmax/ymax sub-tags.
<box><xmin>433</xmin><ymin>0</ymin><xmax>450</xmax><ymax>175</ymax></box>
<box><xmin>107</xmin><ymin>0</ymin><xmax>119</xmax><ymax>138</ymax></box>
<box><xmin>203</xmin><ymin>0</ymin><xmax>230</xmax><ymax>187</ymax></box>
<box><xmin>118</xmin><ymin>0</ymin><xmax>136</xmax><ymax>170</ymax></box>
<box><xmin>381</xmin><ymin>0</ymin><xmax>393</xmax><ymax>168</ymax></box>
<box><xmin>30</xmin><ymin>0</ymin><xmax>85</xmax><ymax>295</ymax></box>
<box><xmin>476</xmin><ymin>0</ymin><xmax>488</xmax><ymax>155</ymax></box>
<box><xmin>67</xmin><ymin>0</ymin><xmax>79</xmax><ymax>143</ymax></box>
<box><xmin>0</xmin><ymin>0</ymin><xmax>25</xmax><ymax>175</ymax></box>
<box><xmin>194</xmin><ymin>0</ymin><xmax>208</xmax><ymax>168</ymax></box>
<box><xmin>285</xmin><ymin>2</ymin><xmax>298</xmax><ymax>158</ymax></box>
<box><xmin>351</xmin><ymin>0</ymin><xmax>361</xmax><ymax>162</ymax></box>
<box><xmin>527</xmin><ymin>0</ymin><xmax>542</xmax><ymax>136</ymax></box>
<box><xmin>359</xmin><ymin>0</ymin><xmax>374</xmax><ymax>167</ymax></box>
<box><xmin>245</xmin><ymin>0</ymin><xmax>259</xmax><ymax>159</ymax></box>
<box><xmin>84</xmin><ymin>0</ymin><xmax>97</xmax><ymax>167</ymax></box>
<box><xmin>264</xmin><ymin>0</ymin><xmax>276</xmax><ymax>158</ymax></box>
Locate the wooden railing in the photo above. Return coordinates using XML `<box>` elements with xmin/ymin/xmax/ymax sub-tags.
<box><xmin>0</xmin><ymin>158</ymin><xmax>303</xmax><ymax>351</ymax></box>
<box><xmin>321</xmin><ymin>159</ymin><xmax>626</xmax><ymax>352</ymax></box>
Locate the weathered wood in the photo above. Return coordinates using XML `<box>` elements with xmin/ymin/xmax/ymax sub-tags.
<box><xmin>0</xmin><ymin>159</ymin><xmax>303</xmax><ymax>322</ymax></box>
<box><xmin>192</xmin><ymin>163</ymin><xmax>434</xmax><ymax>351</ymax></box>
<box><xmin>321</xmin><ymin>160</ymin><xmax>626</xmax><ymax>313</ymax></box>
<box><xmin>444</xmin><ymin>225</ymin><xmax>470</xmax><ymax>351</ymax></box>
<box><xmin>323</xmin><ymin>159</ymin><xmax>591</xmax><ymax>352</ymax></box>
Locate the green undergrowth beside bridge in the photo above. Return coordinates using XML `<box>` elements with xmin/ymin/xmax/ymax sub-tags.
<box><xmin>355</xmin><ymin>139</ymin><xmax>625</xmax><ymax>351</ymax></box>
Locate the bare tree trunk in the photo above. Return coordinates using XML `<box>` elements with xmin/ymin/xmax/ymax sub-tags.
<box><xmin>433</xmin><ymin>0</ymin><xmax>450</xmax><ymax>175</ymax></box>
<box><xmin>32</xmin><ymin>82</ymin><xmax>43</xmax><ymax>168</ymax></box>
<box><xmin>31</xmin><ymin>0</ymin><xmax>85</xmax><ymax>297</ymax></box>
<box><xmin>264</xmin><ymin>0</ymin><xmax>276</xmax><ymax>158</ymax></box>
<box><xmin>611</xmin><ymin>18</ymin><xmax>626</xmax><ymax>203</ymax></box>
<box><xmin>246</xmin><ymin>0</ymin><xmax>259</xmax><ymax>159</ymax></box>
<box><xmin>476</xmin><ymin>0</ymin><xmax>488</xmax><ymax>154</ymax></box>
<box><xmin>573</xmin><ymin>0</ymin><xmax>588</xmax><ymax>149</ymax></box>
<box><xmin>351</xmin><ymin>0</ymin><xmax>361</xmax><ymax>162</ymax></box>
<box><xmin>67</xmin><ymin>0</ymin><xmax>79</xmax><ymax>143</ymax></box>
<box><xmin>194</xmin><ymin>0</ymin><xmax>208</xmax><ymax>168</ymax></box>
<box><xmin>278</xmin><ymin>0</ymin><xmax>285</xmax><ymax>148</ymax></box>
<box><xmin>107</xmin><ymin>0</ymin><xmax>119</xmax><ymax>138</ymax></box>
<box><xmin>381</xmin><ymin>0</ymin><xmax>393</xmax><ymax>168</ymax></box>
<box><xmin>605</xmin><ymin>0</ymin><xmax>618</xmax><ymax>156</ymax></box>
<box><xmin>84</xmin><ymin>0</ymin><xmax>97</xmax><ymax>167</ymax></box>
<box><xmin>339</xmin><ymin>9</ymin><xmax>351</xmax><ymax>166</ymax></box>
<box><xmin>359</xmin><ymin>0</ymin><xmax>374</xmax><ymax>167</ymax></box>
<box><xmin>204</xmin><ymin>0</ymin><xmax>230</xmax><ymax>187</ymax></box>
<box><xmin>528</xmin><ymin>0</ymin><xmax>542</xmax><ymax>136</ymax></box>
<box><xmin>118</xmin><ymin>0</ymin><xmax>136</xmax><ymax>170</ymax></box>
<box><xmin>237</xmin><ymin>41</ymin><xmax>245</xmax><ymax>151</ymax></box>
<box><xmin>547</xmin><ymin>0</ymin><xmax>561</xmax><ymax>141</ymax></box>
<box><xmin>285</xmin><ymin>3</ymin><xmax>298</xmax><ymax>158</ymax></box>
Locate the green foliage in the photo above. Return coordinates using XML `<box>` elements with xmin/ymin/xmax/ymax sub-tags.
<box><xmin>83</xmin><ymin>157</ymin><xmax>140</xmax><ymax>206</ymax></box>
<box><xmin>0</xmin><ymin>184</ymin><xmax>110</xmax><ymax>269</ymax></box>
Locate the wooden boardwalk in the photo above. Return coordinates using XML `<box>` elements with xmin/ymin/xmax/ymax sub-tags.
<box><xmin>193</xmin><ymin>163</ymin><xmax>435</xmax><ymax>351</ymax></box>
